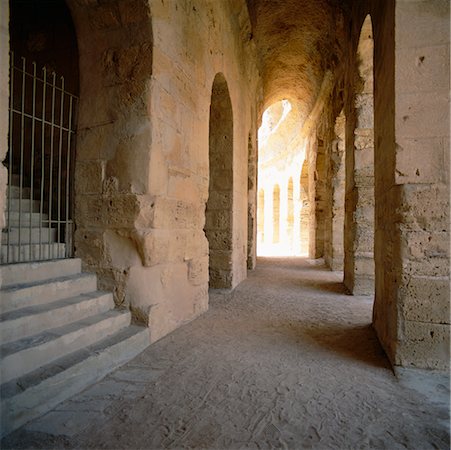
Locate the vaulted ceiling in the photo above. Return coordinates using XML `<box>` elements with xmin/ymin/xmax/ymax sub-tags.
<box><xmin>246</xmin><ymin>0</ymin><xmax>347</xmax><ymax>121</ymax></box>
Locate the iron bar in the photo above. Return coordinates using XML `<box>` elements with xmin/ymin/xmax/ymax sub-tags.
<box><xmin>18</xmin><ymin>57</ymin><xmax>26</xmax><ymax>261</ymax></box>
<box><xmin>4</xmin><ymin>55</ymin><xmax>78</xmax><ymax>264</ymax></box>
<box><xmin>65</xmin><ymin>96</ymin><xmax>73</xmax><ymax>258</ymax></box>
<box><xmin>48</xmin><ymin>72</ymin><xmax>56</xmax><ymax>259</ymax></box>
<box><xmin>57</xmin><ymin>77</ymin><xmax>65</xmax><ymax>251</ymax></box>
<box><xmin>39</xmin><ymin>66</ymin><xmax>47</xmax><ymax>261</ymax></box>
<box><xmin>29</xmin><ymin>62</ymin><xmax>37</xmax><ymax>248</ymax></box>
<box><xmin>7</xmin><ymin>52</ymin><xmax>14</xmax><ymax>263</ymax></box>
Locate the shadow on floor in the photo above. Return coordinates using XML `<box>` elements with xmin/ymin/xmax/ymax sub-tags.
<box><xmin>301</xmin><ymin>323</ymin><xmax>391</xmax><ymax>369</ymax></box>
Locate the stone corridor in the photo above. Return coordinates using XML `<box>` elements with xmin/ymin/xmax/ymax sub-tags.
<box><xmin>3</xmin><ymin>258</ymin><xmax>449</xmax><ymax>450</ymax></box>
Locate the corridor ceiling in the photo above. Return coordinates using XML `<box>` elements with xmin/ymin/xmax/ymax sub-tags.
<box><xmin>246</xmin><ymin>0</ymin><xmax>347</xmax><ymax>122</ymax></box>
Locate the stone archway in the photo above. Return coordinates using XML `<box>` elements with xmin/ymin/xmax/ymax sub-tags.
<box><xmin>205</xmin><ymin>73</ymin><xmax>234</xmax><ymax>289</ymax></box>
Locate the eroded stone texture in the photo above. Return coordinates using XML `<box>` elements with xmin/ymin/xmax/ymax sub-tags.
<box><xmin>343</xmin><ymin>14</ymin><xmax>375</xmax><ymax>295</ymax></box>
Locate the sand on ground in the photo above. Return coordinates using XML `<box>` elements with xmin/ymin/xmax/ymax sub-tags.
<box><xmin>2</xmin><ymin>257</ymin><xmax>450</xmax><ymax>449</ymax></box>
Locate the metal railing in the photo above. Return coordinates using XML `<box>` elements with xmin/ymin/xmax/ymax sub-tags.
<box><xmin>2</xmin><ymin>54</ymin><xmax>78</xmax><ymax>264</ymax></box>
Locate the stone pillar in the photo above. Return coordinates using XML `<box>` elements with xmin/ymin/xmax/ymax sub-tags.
<box><xmin>372</xmin><ymin>0</ymin><xmax>450</xmax><ymax>369</ymax></box>
<box><xmin>344</xmin><ymin>15</ymin><xmax>375</xmax><ymax>294</ymax></box>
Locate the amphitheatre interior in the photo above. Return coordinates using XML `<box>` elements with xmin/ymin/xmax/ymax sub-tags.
<box><xmin>0</xmin><ymin>0</ymin><xmax>449</xmax><ymax>442</ymax></box>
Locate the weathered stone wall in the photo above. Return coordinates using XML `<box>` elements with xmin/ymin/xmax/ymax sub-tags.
<box><xmin>366</xmin><ymin>0</ymin><xmax>450</xmax><ymax>369</ymax></box>
<box><xmin>343</xmin><ymin>14</ymin><xmax>375</xmax><ymax>295</ymax></box>
<box><xmin>0</xmin><ymin>2</ymin><xmax>9</xmax><ymax>233</ymax></box>
<box><xmin>144</xmin><ymin>0</ymin><xmax>258</xmax><ymax>339</ymax></box>
<box><xmin>299</xmin><ymin>160</ymin><xmax>309</xmax><ymax>255</ymax></box>
<box><xmin>247</xmin><ymin>132</ymin><xmax>257</xmax><ymax>269</ymax></box>
<box><xmin>66</xmin><ymin>0</ymin><xmax>259</xmax><ymax>342</ymax></box>
<box><xmin>323</xmin><ymin>109</ymin><xmax>345</xmax><ymax>271</ymax></box>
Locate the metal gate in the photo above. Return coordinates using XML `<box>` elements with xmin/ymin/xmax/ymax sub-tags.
<box><xmin>2</xmin><ymin>54</ymin><xmax>78</xmax><ymax>264</ymax></box>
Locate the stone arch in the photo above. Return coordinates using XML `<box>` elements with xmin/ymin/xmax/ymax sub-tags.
<box><xmin>299</xmin><ymin>160</ymin><xmax>309</xmax><ymax>255</ymax></box>
<box><xmin>205</xmin><ymin>73</ymin><xmax>234</xmax><ymax>289</ymax></box>
<box><xmin>344</xmin><ymin>14</ymin><xmax>374</xmax><ymax>295</ymax></box>
<box><xmin>272</xmin><ymin>184</ymin><xmax>280</xmax><ymax>244</ymax></box>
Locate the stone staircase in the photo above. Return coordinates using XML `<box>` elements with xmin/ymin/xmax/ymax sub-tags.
<box><xmin>1</xmin><ymin>183</ymin><xmax>65</xmax><ymax>264</ymax></box>
<box><xmin>0</xmin><ymin>186</ymin><xmax>150</xmax><ymax>437</ymax></box>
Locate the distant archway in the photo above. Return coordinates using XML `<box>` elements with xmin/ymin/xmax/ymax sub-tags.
<box><xmin>205</xmin><ymin>73</ymin><xmax>234</xmax><ymax>288</ymax></box>
<box><xmin>272</xmin><ymin>184</ymin><xmax>280</xmax><ymax>244</ymax></box>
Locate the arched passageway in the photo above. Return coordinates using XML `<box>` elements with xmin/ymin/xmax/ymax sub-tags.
<box><xmin>205</xmin><ymin>73</ymin><xmax>234</xmax><ymax>289</ymax></box>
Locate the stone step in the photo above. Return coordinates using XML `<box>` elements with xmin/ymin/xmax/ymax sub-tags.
<box><xmin>7</xmin><ymin>185</ymin><xmax>31</xmax><ymax>199</ymax></box>
<box><xmin>5</xmin><ymin>211</ymin><xmax>48</xmax><ymax>227</ymax></box>
<box><xmin>0</xmin><ymin>272</ymin><xmax>97</xmax><ymax>314</ymax></box>
<box><xmin>0</xmin><ymin>309</ymin><xmax>131</xmax><ymax>384</ymax></box>
<box><xmin>7</xmin><ymin>198</ymin><xmax>40</xmax><ymax>213</ymax></box>
<box><xmin>0</xmin><ymin>243</ymin><xmax>66</xmax><ymax>265</ymax></box>
<box><xmin>0</xmin><ymin>325</ymin><xmax>150</xmax><ymax>438</ymax></box>
<box><xmin>0</xmin><ymin>291</ymin><xmax>114</xmax><ymax>344</ymax></box>
<box><xmin>0</xmin><ymin>258</ymin><xmax>81</xmax><ymax>288</ymax></box>
<box><xmin>2</xmin><ymin>227</ymin><xmax>57</xmax><ymax>245</ymax></box>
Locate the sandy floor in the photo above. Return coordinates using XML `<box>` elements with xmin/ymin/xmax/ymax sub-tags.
<box><xmin>3</xmin><ymin>257</ymin><xmax>450</xmax><ymax>449</ymax></box>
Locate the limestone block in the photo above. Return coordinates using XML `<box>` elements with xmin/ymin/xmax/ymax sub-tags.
<box><xmin>396</xmin><ymin>0</ymin><xmax>450</xmax><ymax>49</ymax></box>
<box><xmin>151</xmin><ymin>196</ymin><xmax>204</xmax><ymax>230</ymax></box>
<box><xmin>187</xmin><ymin>256</ymin><xmax>208</xmax><ymax>286</ymax></box>
<box><xmin>355</xmin><ymin>94</ymin><xmax>373</xmax><ymax>129</ymax></box>
<box><xmin>401</xmin><ymin>230</ymin><xmax>449</xmax><ymax>261</ymax></box>
<box><xmin>167</xmin><ymin>171</ymin><xmax>202</xmax><ymax>204</ymax></box>
<box><xmin>396</xmin><ymin>44</ymin><xmax>449</xmax><ymax>95</ymax></box>
<box><xmin>209</xmin><ymin>250</ymin><xmax>233</xmax><ymax>271</ymax></box>
<box><xmin>76</xmin><ymin>195</ymin><xmax>104</xmax><ymax>227</ymax></box>
<box><xmin>401</xmin><ymin>276</ymin><xmax>450</xmax><ymax>324</ymax></box>
<box><xmin>398</xmin><ymin>322</ymin><xmax>450</xmax><ymax>370</ymax></box>
<box><xmin>104</xmin><ymin>194</ymin><xmax>140</xmax><ymax>228</ymax></box>
<box><xmin>207</xmin><ymin>191</ymin><xmax>233</xmax><ymax>210</ymax></box>
<box><xmin>403</xmin><ymin>257</ymin><xmax>450</xmax><ymax>278</ymax></box>
<box><xmin>206</xmin><ymin>230</ymin><xmax>232</xmax><ymax>251</ymax></box>
<box><xmin>104</xmin><ymin>230</ymin><xmax>141</xmax><ymax>269</ymax></box>
<box><xmin>395</xmin><ymin>137</ymin><xmax>448</xmax><ymax>184</ymax></box>
<box><xmin>74</xmin><ymin>229</ymin><xmax>106</xmax><ymax>268</ymax></box>
<box><xmin>397</xmin><ymin>184</ymin><xmax>449</xmax><ymax>232</ymax></box>
<box><xmin>396</xmin><ymin>91</ymin><xmax>449</xmax><ymax>139</ymax></box>
<box><xmin>75</xmin><ymin>161</ymin><xmax>104</xmax><ymax>195</ymax></box>
<box><xmin>354</xmin><ymin>254</ymin><xmax>375</xmax><ymax>277</ymax></box>
<box><xmin>131</xmin><ymin>229</ymin><xmax>187</xmax><ymax>267</ymax></box>
<box><xmin>76</xmin><ymin>123</ymin><xmax>114</xmax><ymax>161</ymax></box>
<box><xmin>205</xmin><ymin>209</ymin><xmax>231</xmax><ymax>231</ymax></box>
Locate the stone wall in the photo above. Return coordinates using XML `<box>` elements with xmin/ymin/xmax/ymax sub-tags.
<box><xmin>66</xmin><ymin>0</ymin><xmax>259</xmax><ymax>342</ymax></box>
<box><xmin>323</xmin><ymin>109</ymin><xmax>345</xmax><ymax>271</ymax></box>
<box><xmin>142</xmin><ymin>0</ymin><xmax>259</xmax><ymax>339</ymax></box>
<box><xmin>343</xmin><ymin>14</ymin><xmax>375</xmax><ymax>295</ymax></box>
<box><xmin>369</xmin><ymin>0</ymin><xmax>450</xmax><ymax>369</ymax></box>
